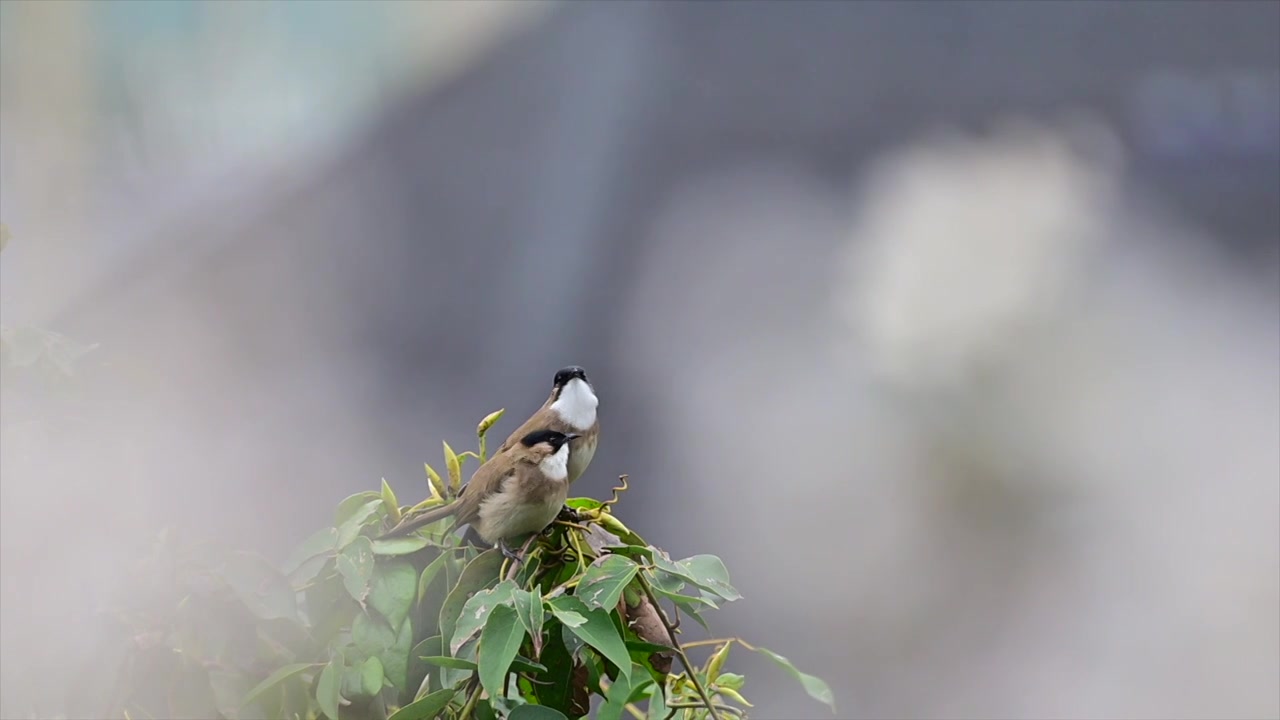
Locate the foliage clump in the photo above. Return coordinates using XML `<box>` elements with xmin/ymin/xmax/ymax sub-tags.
<box><xmin>100</xmin><ymin>411</ymin><xmax>835</xmax><ymax>719</ymax></box>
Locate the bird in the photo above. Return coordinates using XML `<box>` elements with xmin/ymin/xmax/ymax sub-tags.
<box><xmin>497</xmin><ymin>366</ymin><xmax>599</xmax><ymax>486</ymax></box>
<box><xmin>380</xmin><ymin>429</ymin><xmax>580</xmax><ymax>558</ymax></box>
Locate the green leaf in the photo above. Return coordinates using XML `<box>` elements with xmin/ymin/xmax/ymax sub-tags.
<box><xmin>512</xmin><ymin>589</ymin><xmax>546</xmax><ymax>655</ymax></box>
<box><xmin>351</xmin><ymin>614</ymin><xmax>413</xmax><ymax>693</ymax></box>
<box><xmin>388</xmin><ymin>686</ymin><xmax>459</xmax><ymax>720</ymax></box>
<box><xmin>592</xmin><ymin>513</ymin><xmax>646</xmax><ymax>546</ymax></box>
<box><xmin>477</xmin><ymin>408</ymin><xmax>505</xmax><ymax>437</ymax></box>
<box><xmin>598</xmin><ymin>666</ymin><xmax>648</xmax><ymax>720</ymax></box>
<box><xmin>424</xmin><ymin>463</ymin><xmax>447</xmax><ymax>501</ymax></box>
<box><xmin>337</xmin><ymin>499</ymin><xmax>383</xmax><ymax>548</ymax></box>
<box><xmin>679</xmin><ymin>554</ymin><xmax>742</xmax><ymax>601</ymax></box>
<box><xmin>305</xmin><ymin>571</ymin><xmax>358</xmax><ymax>643</ymax></box>
<box><xmin>439</xmin><ymin>549</ymin><xmax>503</xmax><ymax>649</ymax></box>
<box><xmin>383</xmin><ymin>616</ymin><xmax>415</xmax><ymax>690</ymax></box>
<box><xmin>369</xmin><ymin>560</ymin><xmax>418</xmax><ymax>629</ymax></box>
<box><xmin>284</xmin><ymin>527</ymin><xmax>339</xmax><ymax>573</ymax></box>
<box><xmin>353</xmin><ymin>612</ymin><xmax>398</xmax><ymax>658</ymax></box>
<box><xmin>443</xmin><ymin>441</ymin><xmax>462</xmax><ymax>493</ymax></box>
<box><xmin>221</xmin><ymin>551</ymin><xmax>298</xmax><ymax>621</ymax></box>
<box><xmin>451</xmin><ymin>580</ymin><xmax>517</xmax><ymax>654</ymax></box>
<box><xmin>535</xmin><ymin>624</ymin><xmax>579</xmax><ymax>713</ymax></box>
<box><xmin>575</xmin><ymin>555</ymin><xmax>639</xmax><ymax>611</ymax></box>
<box><xmin>409</xmin><ymin>635</ymin><xmax>442</xmax><ymax>698</ymax></box>
<box><xmin>372</xmin><ymin>534</ymin><xmax>431</xmax><ymax>556</ymax></box>
<box><xmin>209</xmin><ymin>670</ymin><xmax>254</xmax><ymax>720</ymax></box>
<box><xmin>682</xmin><ymin>605</ymin><xmax>711</xmax><ymax>632</ymax></box>
<box><xmin>418</xmin><ymin>655</ymin><xmax>477</xmax><ymax>671</ymax></box>
<box><xmin>705</xmin><ymin>641</ymin><xmax>731</xmax><ymax>682</ymax></box>
<box><xmin>653</xmin><ymin>554</ymin><xmax>741</xmax><ymax>602</ymax></box>
<box><xmin>625</xmin><ymin>640</ymin><xmax>674</xmax><ymax>655</ymax></box>
<box><xmin>416</xmin><ymin>552</ymin><xmax>450</xmax><ymax>607</ymax></box>
<box><xmin>647</xmin><ymin>582</ymin><xmax>717</xmax><ymax>612</ymax></box>
<box><xmin>565</xmin><ymin>497</ymin><xmax>603</xmax><ymax>511</ymax></box>
<box><xmin>360</xmin><ymin>656</ymin><xmax>385</xmax><ymax>697</ymax></box>
<box><xmin>509</xmin><ymin>706</ymin><xmax>570</xmax><ymax>720</ymax></box>
<box><xmin>715</xmin><ymin>672</ymin><xmax>744</xmax><ymax>691</ymax></box>
<box><xmin>479</xmin><ymin>604</ymin><xmax>525</xmax><ymax>700</ymax></box>
<box><xmin>548</xmin><ymin>596</ymin><xmax>632</xmax><ymax>685</ymax></box>
<box><xmin>646</xmin><ymin>681</ymin><xmax>668</xmax><ymax>720</ymax></box>
<box><xmin>381</xmin><ymin>478</ymin><xmax>402</xmax><ymax>523</ymax></box>
<box><xmin>241</xmin><ymin>662</ymin><xmax>319</xmax><ymax>709</ymax></box>
<box><xmin>605</xmin><ymin>544</ymin><xmax>655</xmax><ymax>563</ymax></box>
<box><xmin>316</xmin><ymin>654</ymin><xmax>343</xmax><ymax>720</ymax></box>
<box><xmin>419</xmin><ymin>653</ymin><xmax>544</xmax><ymax>675</ymax></box>
<box><xmin>752</xmin><ymin>646</ymin><xmax>836</xmax><ymax>713</ymax></box>
<box><xmin>716</xmin><ymin>685</ymin><xmax>753</xmax><ymax>707</ymax></box>
<box><xmin>335</xmin><ymin>492</ymin><xmax>381</xmax><ymax>525</ymax></box>
<box><xmin>290</xmin><ymin>554</ymin><xmax>334</xmax><ymax>591</ymax></box>
<box><xmin>337</xmin><ymin>536</ymin><xmax>376</xmax><ymax>603</ymax></box>
<box><xmin>548</xmin><ymin>607</ymin><xmax>586</xmax><ymax>629</ymax></box>
<box><xmin>511</xmin><ymin>655</ymin><xmax>548</xmax><ymax>674</ymax></box>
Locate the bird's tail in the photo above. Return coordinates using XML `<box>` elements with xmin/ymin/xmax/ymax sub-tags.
<box><xmin>379</xmin><ymin>502</ymin><xmax>459</xmax><ymax>539</ymax></box>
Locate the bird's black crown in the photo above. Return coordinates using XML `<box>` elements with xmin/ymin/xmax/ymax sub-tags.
<box><xmin>552</xmin><ymin>366</ymin><xmax>588</xmax><ymax>388</ymax></box>
<box><xmin>520</xmin><ymin>429</ymin><xmax>571</xmax><ymax>450</ymax></box>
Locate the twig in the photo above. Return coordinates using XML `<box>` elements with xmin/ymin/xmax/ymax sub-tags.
<box><xmin>553</xmin><ymin>520</ymin><xmax>593</xmax><ymax>533</ymax></box>
<box><xmin>457</xmin><ymin>680</ymin><xmax>482</xmax><ymax>720</ymax></box>
<box><xmin>637</xmin><ymin>575</ymin><xmax>723</xmax><ymax>720</ymax></box>
<box><xmin>667</xmin><ymin>701</ymin><xmax>744</xmax><ymax>717</ymax></box>
<box><xmin>681</xmin><ymin>637</ymin><xmax>755</xmax><ymax>651</ymax></box>
<box><xmin>501</xmin><ymin>534</ymin><xmax>540</xmax><ymax>581</ymax></box>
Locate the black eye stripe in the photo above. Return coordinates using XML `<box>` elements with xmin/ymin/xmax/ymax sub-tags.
<box><xmin>520</xmin><ymin>429</ymin><xmax>567</xmax><ymax>447</ymax></box>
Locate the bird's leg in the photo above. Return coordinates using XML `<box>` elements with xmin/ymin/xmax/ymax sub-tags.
<box><xmin>498</xmin><ymin>538</ymin><xmax>523</xmax><ymax>564</ymax></box>
<box><xmin>504</xmin><ymin>535</ymin><xmax>540</xmax><ymax>581</ymax></box>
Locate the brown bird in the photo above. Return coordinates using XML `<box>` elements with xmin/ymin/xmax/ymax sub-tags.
<box><xmin>380</xmin><ymin>429</ymin><xmax>579</xmax><ymax>557</ymax></box>
<box><xmin>497</xmin><ymin>366</ymin><xmax>599</xmax><ymax>486</ymax></box>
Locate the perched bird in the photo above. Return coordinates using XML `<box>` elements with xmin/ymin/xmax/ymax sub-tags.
<box><xmin>380</xmin><ymin>429</ymin><xmax>580</xmax><ymax>557</ymax></box>
<box><xmin>498</xmin><ymin>366</ymin><xmax>599</xmax><ymax>486</ymax></box>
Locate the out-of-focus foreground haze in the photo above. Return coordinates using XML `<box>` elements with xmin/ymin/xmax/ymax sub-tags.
<box><xmin>2</xmin><ymin>2</ymin><xmax>1278</xmax><ymax>718</ymax></box>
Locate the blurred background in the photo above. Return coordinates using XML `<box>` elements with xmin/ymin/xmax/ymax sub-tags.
<box><xmin>2</xmin><ymin>1</ymin><xmax>1278</xmax><ymax>718</ymax></box>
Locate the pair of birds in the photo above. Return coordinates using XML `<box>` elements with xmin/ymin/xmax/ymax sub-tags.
<box><xmin>380</xmin><ymin>367</ymin><xmax>600</xmax><ymax>558</ymax></box>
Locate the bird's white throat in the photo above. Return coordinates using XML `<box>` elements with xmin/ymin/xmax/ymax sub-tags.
<box><xmin>550</xmin><ymin>378</ymin><xmax>598</xmax><ymax>430</ymax></box>
<box><xmin>539</xmin><ymin>444</ymin><xmax>570</xmax><ymax>482</ymax></box>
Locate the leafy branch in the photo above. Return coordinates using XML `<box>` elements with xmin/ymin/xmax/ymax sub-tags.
<box><xmin>91</xmin><ymin>410</ymin><xmax>835</xmax><ymax>719</ymax></box>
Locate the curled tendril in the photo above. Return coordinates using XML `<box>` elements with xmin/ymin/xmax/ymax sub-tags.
<box><xmin>602</xmin><ymin>474</ymin><xmax>629</xmax><ymax>511</ymax></box>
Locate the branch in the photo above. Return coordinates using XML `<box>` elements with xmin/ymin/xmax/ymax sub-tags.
<box><xmin>636</xmin><ymin>575</ymin><xmax>723</xmax><ymax>720</ymax></box>
<box><xmin>457</xmin><ymin>680</ymin><xmax>482</xmax><ymax>720</ymax></box>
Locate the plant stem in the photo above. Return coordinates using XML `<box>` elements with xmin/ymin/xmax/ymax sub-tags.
<box><xmin>457</xmin><ymin>681</ymin><xmax>482</xmax><ymax>720</ymax></box>
<box><xmin>681</xmin><ymin>637</ymin><xmax>756</xmax><ymax>651</ymax></box>
<box><xmin>680</xmin><ymin>638</ymin><xmax>737</xmax><ymax>650</ymax></box>
<box><xmin>637</xmin><ymin>575</ymin><xmax>724</xmax><ymax>720</ymax></box>
<box><xmin>667</xmin><ymin>701</ymin><xmax>744</xmax><ymax>717</ymax></box>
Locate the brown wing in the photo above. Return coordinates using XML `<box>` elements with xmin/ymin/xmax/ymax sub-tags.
<box><xmin>379</xmin><ymin>451</ymin><xmax>523</xmax><ymax>539</ymax></box>
<box><xmin>449</xmin><ymin>449</ymin><xmax>522</xmax><ymax>527</ymax></box>
<box><xmin>497</xmin><ymin>391</ymin><xmax>556</xmax><ymax>453</ymax></box>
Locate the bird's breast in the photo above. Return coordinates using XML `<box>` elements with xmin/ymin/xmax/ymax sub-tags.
<box><xmin>568</xmin><ymin>431</ymin><xmax>598</xmax><ymax>484</ymax></box>
<box><xmin>474</xmin><ymin>476</ymin><xmax>567</xmax><ymax>545</ymax></box>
